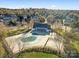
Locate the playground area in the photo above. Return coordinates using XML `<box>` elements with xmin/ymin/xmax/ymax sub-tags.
<box><xmin>5</xmin><ymin>32</ymin><xmax>64</xmax><ymax>54</ymax></box>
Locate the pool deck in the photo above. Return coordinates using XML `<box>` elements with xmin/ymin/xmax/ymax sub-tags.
<box><xmin>5</xmin><ymin>31</ymin><xmax>64</xmax><ymax>54</ymax></box>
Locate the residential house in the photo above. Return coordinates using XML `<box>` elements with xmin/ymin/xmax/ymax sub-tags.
<box><xmin>32</xmin><ymin>22</ymin><xmax>51</xmax><ymax>35</ymax></box>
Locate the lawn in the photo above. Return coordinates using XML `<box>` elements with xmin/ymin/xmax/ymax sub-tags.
<box><xmin>73</xmin><ymin>41</ymin><xmax>79</xmax><ymax>57</ymax></box>
<box><xmin>73</xmin><ymin>41</ymin><xmax>79</xmax><ymax>53</ymax></box>
<box><xmin>54</xmin><ymin>28</ymin><xmax>65</xmax><ymax>36</ymax></box>
<box><xmin>7</xmin><ymin>27</ymin><xmax>30</xmax><ymax>36</ymax></box>
<box><xmin>17</xmin><ymin>52</ymin><xmax>59</xmax><ymax>58</ymax></box>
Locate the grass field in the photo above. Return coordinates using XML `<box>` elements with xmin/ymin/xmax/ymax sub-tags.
<box><xmin>17</xmin><ymin>52</ymin><xmax>59</xmax><ymax>58</ymax></box>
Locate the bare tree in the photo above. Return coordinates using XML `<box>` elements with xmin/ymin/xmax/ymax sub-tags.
<box><xmin>17</xmin><ymin>42</ymin><xmax>25</xmax><ymax>52</ymax></box>
<box><xmin>47</xmin><ymin>15</ymin><xmax>54</xmax><ymax>25</ymax></box>
<box><xmin>53</xmin><ymin>34</ymin><xmax>64</xmax><ymax>56</ymax></box>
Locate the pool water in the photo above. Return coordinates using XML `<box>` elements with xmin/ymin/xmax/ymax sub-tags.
<box><xmin>21</xmin><ymin>36</ymin><xmax>37</xmax><ymax>42</ymax></box>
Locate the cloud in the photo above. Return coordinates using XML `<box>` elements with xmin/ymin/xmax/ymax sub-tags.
<box><xmin>48</xmin><ymin>5</ymin><xmax>65</xmax><ymax>10</ymax></box>
<box><xmin>51</xmin><ymin>5</ymin><xmax>57</xmax><ymax>8</ymax></box>
<box><xmin>47</xmin><ymin>5</ymin><xmax>57</xmax><ymax>9</ymax></box>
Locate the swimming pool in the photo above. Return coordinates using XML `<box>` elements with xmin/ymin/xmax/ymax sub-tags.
<box><xmin>21</xmin><ymin>36</ymin><xmax>37</xmax><ymax>42</ymax></box>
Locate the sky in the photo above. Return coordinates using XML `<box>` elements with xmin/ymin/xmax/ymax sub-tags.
<box><xmin>0</xmin><ymin>0</ymin><xmax>79</xmax><ymax>10</ymax></box>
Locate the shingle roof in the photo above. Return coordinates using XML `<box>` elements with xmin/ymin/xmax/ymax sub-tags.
<box><xmin>33</xmin><ymin>22</ymin><xmax>51</xmax><ymax>29</ymax></box>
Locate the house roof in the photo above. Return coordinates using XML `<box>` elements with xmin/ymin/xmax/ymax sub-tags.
<box><xmin>33</xmin><ymin>22</ymin><xmax>51</xmax><ymax>29</ymax></box>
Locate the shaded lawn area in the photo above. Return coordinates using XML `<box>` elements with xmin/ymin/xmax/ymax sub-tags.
<box><xmin>17</xmin><ymin>52</ymin><xmax>59</xmax><ymax>58</ymax></box>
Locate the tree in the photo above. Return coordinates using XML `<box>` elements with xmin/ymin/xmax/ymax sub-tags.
<box><xmin>29</xmin><ymin>20</ymin><xmax>35</xmax><ymax>29</ymax></box>
<box><xmin>39</xmin><ymin>16</ymin><xmax>45</xmax><ymax>23</ymax></box>
<box><xmin>73</xmin><ymin>21</ymin><xmax>79</xmax><ymax>29</ymax></box>
<box><xmin>17</xmin><ymin>15</ymin><xmax>24</xmax><ymax>23</ymax></box>
<box><xmin>63</xmin><ymin>29</ymin><xmax>79</xmax><ymax>57</ymax></box>
<box><xmin>17</xmin><ymin>42</ymin><xmax>25</xmax><ymax>53</ymax></box>
<box><xmin>8</xmin><ymin>19</ymin><xmax>17</xmax><ymax>26</ymax></box>
<box><xmin>0</xmin><ymin>23</ymin><xmax>8</xmax><ymax>41</ymax></box>
<box><xmin>47</xmin><ymin>15</ymin><xmax>54</xmax><ymax>24</ymax></box>
<box><xmin>25</xmin><ymin>15</ymin><xmax>31</xmax><ymax>23</ymax></box>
